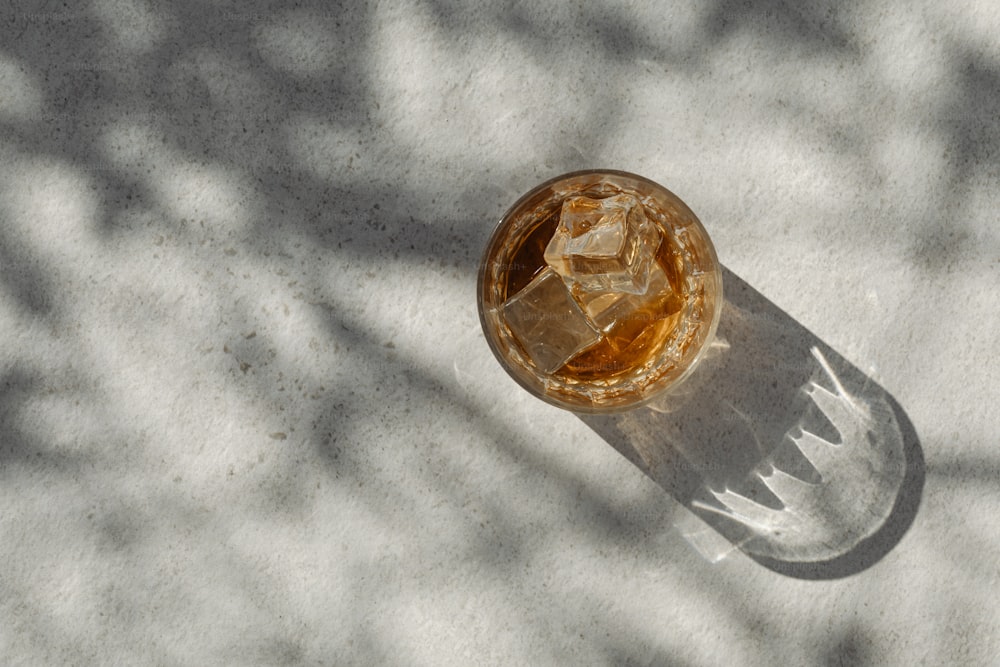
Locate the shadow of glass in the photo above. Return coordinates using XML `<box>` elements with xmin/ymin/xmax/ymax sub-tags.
<box><xmin>580</xmin><ymin>267</ymin><xmax>923</xmax><ymax>579</ymax></box>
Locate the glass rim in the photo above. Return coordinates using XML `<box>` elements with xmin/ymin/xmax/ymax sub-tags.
<box><xmin>477</xmin><ymin>169</ymin><xmax>723</xmax><ymax>414</ymax></box>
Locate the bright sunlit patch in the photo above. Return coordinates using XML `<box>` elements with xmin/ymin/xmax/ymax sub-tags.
<box><xmin>17</xmin><ymin>391</ymin><xmax>110</xmax><ymax>455</ymax></box>
<box><xmin>99</xmin><ymin>117</ymin><xmax>153</xmax><ymax>167</ymax></box>
<box><xmin>316</xmin><ymin>252</ymin><xmax>469</xmax><ymax>355</ymax></box>
<box><xmin>369</xmin><ymin>3</ymin><xmax>546</xmax><ymax>175</ymax></box>
<box><xmin>100</xmin><ymin>119</ymin><xmax>256</xmax><ymax>234</ymax></box>
<box><xmin>254</xmin><ymin>10</ymin><xmax>340</xmax><ymax>76</ymax></box>
<box><xmin>90</xmin><ymin>0</ymin><xmax>168</xmax><ymax>54</ymax></box>
<box><xmin>1</xmin><ymin>156</ymin><xmax>101</xmax><ymax>265</ymax></box>
<box><xmin>21</xmin><ymin>519</ymin><xmax>96</xmax><ymax>622</ymax></box>
<box><xmin>0</xmin><ymin>55</ymin><xmax>43</xmax><ymax>121</ymax></box>
<box><xmin>854</xmin><ymin>0</ymin><xmax>953</xmax><ymax>105</ymax></box>
<box><xmin>873</xmin><ymin>125</ymin><xmax>948</xmax><ymax>218</ymax></box>
<box><xmin>157</xmin><ymin>161</ymin><xmax>253</xmax><ymax>233</ymax></box>
<box><xmin>958</xmin><ymin>172</ymin><xmax>1000</xmax><ymax>258</ymax></box>
<box><xmin>934</xmin><ymin>1</ymin><xmax>1000</xmax><ymax>66</ymax></box>
<box><xmin>748</xmin><ymin>124</ymin><xmax>851</xmax><ymax>207</ymax></box>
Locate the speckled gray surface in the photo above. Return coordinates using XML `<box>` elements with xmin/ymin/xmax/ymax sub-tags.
<box><xmin>1</xmin><ymin>1</ymin><xmax>999</xmax><ymax>664</ymax></box>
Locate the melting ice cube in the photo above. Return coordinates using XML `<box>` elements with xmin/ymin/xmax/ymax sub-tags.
<box><xmin>502</xmin><ymin>267</ymin><xmax>602</xmax><ymax>373</ymax></box>
<box><xmin>574</xmin><ymin>263</ymin><xmax>678</xmax><ymax>332</ymax></box>
<box><xmin>543</xmin><ymin>193</ymin><xmax>675</xmax><ymax>333</ymax></box>
<box><xmin>544</xmin><ymin>194</ymin><xmax>662</xmax><ymax>294</ymax></box>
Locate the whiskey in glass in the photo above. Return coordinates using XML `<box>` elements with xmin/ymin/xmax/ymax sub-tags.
<box><xmin>478</xmin><ymin>170</ymin><xmax>722</xmax><ymax>413</ymax></box>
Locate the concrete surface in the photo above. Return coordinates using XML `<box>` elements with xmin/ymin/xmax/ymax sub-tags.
<box><xmin>1</xmin><ymin>1</ymin><xmax>998</xmax><ymax>664</ymax></box>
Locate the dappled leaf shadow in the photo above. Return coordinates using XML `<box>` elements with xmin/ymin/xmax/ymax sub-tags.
<box><xmin>0</xmin><ymin>0</ymin><xmax>994</xmax><ymax>663</ymax></box>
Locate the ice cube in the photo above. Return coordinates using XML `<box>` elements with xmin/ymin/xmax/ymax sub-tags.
<box><xmin>544</xmin><ymin>194</ymin><xmax>661</xmax><ymax>294</ymax></box>
<box><xmin>573</xmin><ymin>259</ymin><xmax>677</xmax><ymax>332</ymax></box>
<box><xmin>502</xmin><ymin>267</ymin><xmax>602</xmax><ymax>373</ymax></box>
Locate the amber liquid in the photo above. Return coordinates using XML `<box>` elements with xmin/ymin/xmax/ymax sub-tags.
<box><xmin>502</xmin><ymin>206</ymin><xmax>692</xmax><ymax>384</ymax></box>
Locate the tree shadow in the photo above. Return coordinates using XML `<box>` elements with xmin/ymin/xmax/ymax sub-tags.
<box><xmin>581</xmin><ymin>267</ymin><xmax>924</xmax><ymax>578</ymax></box>
<box><xmin>0</xmin><ymin>0</ymin><xmax>994</xmax><ymax>661</ymax></box>
<box><xmin>702</xmin><ymin>0</ymin><xmax>857</xmax><ymax>55</ymax></box>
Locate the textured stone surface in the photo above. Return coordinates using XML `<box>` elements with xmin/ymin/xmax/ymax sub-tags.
<box><xmin>0</xmin><ymin>1</ymin><xmax>998</xmax><ymax>664</ymax></box>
